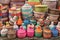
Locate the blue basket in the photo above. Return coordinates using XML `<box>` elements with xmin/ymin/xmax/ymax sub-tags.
<box><xmin>52</xmin><ymin>29</ymin><xmax>58</xmax><ymax>37</ymax></box>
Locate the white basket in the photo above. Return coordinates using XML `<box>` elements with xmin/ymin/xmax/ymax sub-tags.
<box><xmin>42</xmin><ymin>0</ymin><xmax>58</xmax><ymax>9</ymax></box>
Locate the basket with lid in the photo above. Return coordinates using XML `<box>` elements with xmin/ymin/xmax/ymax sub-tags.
<box><xmin>49</xmin><ymin>9</ymin><xmax>60</xmax><ymax>15</ymax></box>
<box><xmin>48</xmin><ymin>14</ymin><xmax>59</xmax><ymax>21</ymax></box>
<box><xmin>7</xmin><ymin>29</ymin><xmax>16</xmax><ymax>39</ymax></box>
<box><xmin>27</xmin><ymin>0</ymin><xmax>41</xmax><ymax>6</ymax></box>
<box><xmin>43</xmin><ymin>27</ymin><xmax>52</xmax><ymax>38</ymax></box>
<box><xmin>35</xmin><ymin>26</ymin><xmax>42</xmax><ymax>37</ymax></box>
<box><xmin>34</xmin><ymin>11</ymin><xmax>45</xmax><ymax>20</ymax></box>
<box><xmin>42</xmin><ymin>0</ymin><xmax>58</xmax><ymax>9</ymax></box>
<box><xmin>22</xmin><ymin>3</ymin><xmax>33</xmax><ymax>19</ymax></box>
<box><xmin>0</xmin><ymin>0</ymin><xmax>10</xmax><ymax>4</ymax></box>
<box><xmin>11</xmin><ymin>0</ymin><xmax>25</xmax><ymax>2</ymax></box>
<box><xmin>34</xmin><ymin>5</ymin><xmax>48</xmax><ymax>12</ymax></box>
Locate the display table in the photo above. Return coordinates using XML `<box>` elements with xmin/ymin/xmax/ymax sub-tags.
<box><xmin>0</xmin><ymin>36</ymin><xmax>60</xmax><ymax>40</ymax></box>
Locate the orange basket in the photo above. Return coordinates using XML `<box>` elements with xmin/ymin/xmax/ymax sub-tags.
<box><xmin>27</xmin><ymin>2</ymin><xmax>41</xmax><ymax>6</ymax></box>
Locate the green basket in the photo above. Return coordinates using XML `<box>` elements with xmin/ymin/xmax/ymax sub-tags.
<box><xmin>35</xmin><ymin>32</ymin><xmax>42</xmax><ymax>37</ymax></box>
<box><xmin>34</xmin><ymin>5</ymin><xmax>48</xmax><ymax>12</ymax></box>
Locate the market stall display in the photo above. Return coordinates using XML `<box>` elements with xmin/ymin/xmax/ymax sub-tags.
<box><xmin>0</xmin><ymin>0</ymin><xmax>60</xmax><ymax>39</ymax></box>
